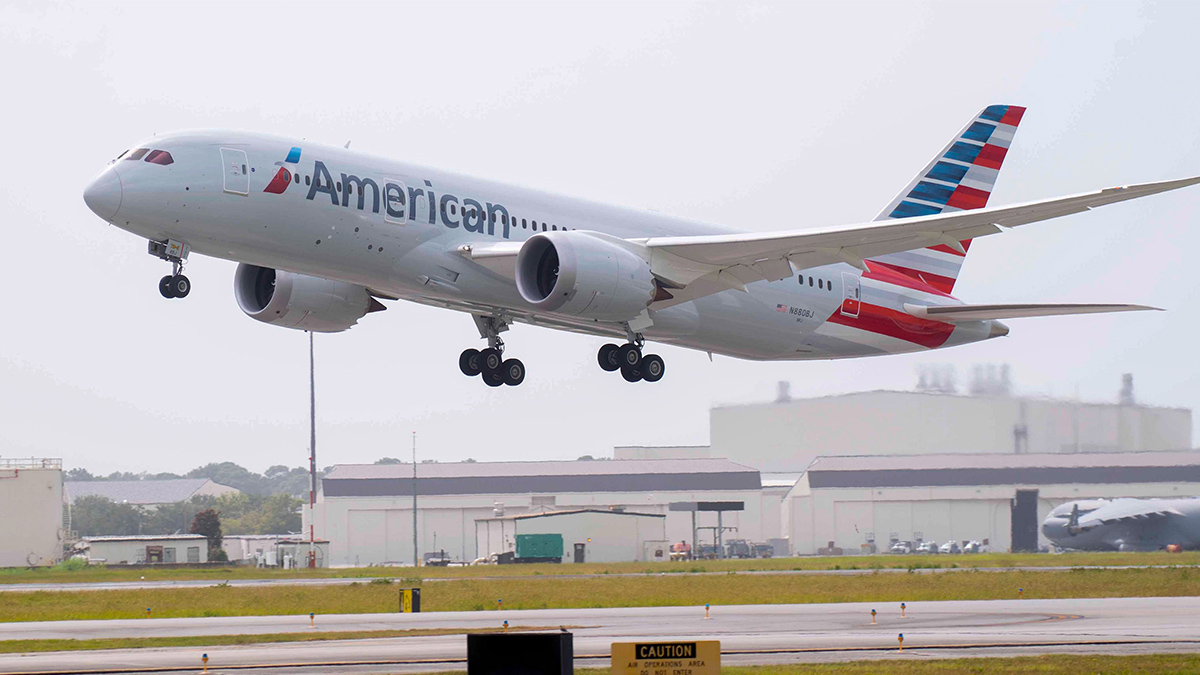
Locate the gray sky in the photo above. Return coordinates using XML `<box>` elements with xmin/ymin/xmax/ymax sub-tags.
<box><xmin>2</xmin><ymin>1</ymin><xmax>1199</xmax><ymax>475</ymax></box>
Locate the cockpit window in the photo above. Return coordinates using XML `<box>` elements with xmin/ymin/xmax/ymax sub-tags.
<box><xmin>115</xmin><ymin>150</ymin><xmax>129</xmax><ymax>160</ymax></box>
<box><xmin>126</xmin><ymin>148</ymin><xmax>150</xmax><ymax>161</ymax></box>
<box><xmin>144</xmin><ymin>150</ymin><xmax>174</xmax><ymax>166</ymax></box>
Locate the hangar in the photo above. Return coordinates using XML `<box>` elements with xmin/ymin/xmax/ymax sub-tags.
<box><xmin>475</xmin><ymin>509</ymin><xmax>667</xmax><ymax>563</ymax></box>
<box><xmin>784</xmin><ymin>450</ymin><xmax>1200</xmax><ymax>554</ymax></box>
<box><xmin>309</xmin><ymin>458</ymin><xmax>761</xmax><ymax>567</ymax></box>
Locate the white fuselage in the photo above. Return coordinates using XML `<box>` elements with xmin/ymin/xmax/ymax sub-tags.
<box><xmin>85</xmin><ymin>131</ymin><xmax>997</xmax><ymax>360</ymax></box>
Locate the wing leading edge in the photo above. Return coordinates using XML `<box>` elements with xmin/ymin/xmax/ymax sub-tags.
<box><xmin>902</xmin><ymin>303</ymin><xmax>1160</xmax><ymax>322</ymax></box>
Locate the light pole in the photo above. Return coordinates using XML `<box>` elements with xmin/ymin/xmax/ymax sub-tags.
<box><xmin>308</xmin><ymin>331</ymin><xmax>317</xmax><ymax>569</ymax></box>
<box><xmin>412</xmin><ymin>432</ymin><xmax>418</xmax><ymax>568</ymax></box>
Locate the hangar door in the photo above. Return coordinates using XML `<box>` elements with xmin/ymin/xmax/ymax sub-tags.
<box><xmin>1011</xmin><ymin>490</ymin><xmax>1039</xmax><ymax>553</ymax></box>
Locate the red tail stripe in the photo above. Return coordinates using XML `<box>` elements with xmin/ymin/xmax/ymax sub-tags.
<box><xmin>999</xmin><ymin>106</ymin><xmax>1026</xmax><ymax>126</ymax></box>
<box><xmin>946</xmin><ymin>184</ymin><xmax>991</xmax><ymax>210</ymax></box>
<box><xmin>973</xmin><ymin>144</ymin><xmax>1008</xmax><ymax>170</ymax></box>
<box><xmin>866</xmin><ymin>260</ymin><xmax>957</xmax><ymax>295</ymax></box>
<box><xmin>826</xmin><ymin>302</ymin><xmax>955</xmax><ymax>349</ymax></box>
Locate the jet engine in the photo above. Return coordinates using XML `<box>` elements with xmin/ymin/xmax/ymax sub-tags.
<box><xmin>515</xmin><ymin>231</ymin><xmax>656</xmax><ymax>322</ymax></box>
<box><xmin>233</xmin><ymin>263</ymin><xmax>385</xmax><ymax>333</ymax></box>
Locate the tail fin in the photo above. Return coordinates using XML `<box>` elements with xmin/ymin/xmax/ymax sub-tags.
<box><xmin>868</xmin><ymin>104</ymin><xmax>1026</xmax><ymax>293</ymax></box>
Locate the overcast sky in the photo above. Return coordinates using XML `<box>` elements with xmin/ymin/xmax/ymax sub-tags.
<box><xmin>2</xmin><ymin>1</ymin><xmax>1199</xmax><ymax>475</ymax></box>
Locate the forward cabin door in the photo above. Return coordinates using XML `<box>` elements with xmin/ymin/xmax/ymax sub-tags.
<box><xmin>840</xmin><ymin>272</ymin><xmax>861</xmax><ymax>318</ymax></box>
<box><xmin>220</xmin><ymin>148</ymin><xmax>250</xmax><ymax>195</ymax></box>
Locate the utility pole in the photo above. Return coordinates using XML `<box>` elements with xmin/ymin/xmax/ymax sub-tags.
<box><xmin>308</xmin><ymin>332</ymin><xmax>317</xmax><ymax>569</ymax></box>
<box><xmin>412</xmin><ymin>432</ymin><xmax>419</xmax><ymax>568</ymax></box>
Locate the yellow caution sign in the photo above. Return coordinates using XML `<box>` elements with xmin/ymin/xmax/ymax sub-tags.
<box><xmin>611</xmin><ymin>640</ymin><xmax>720</xmax><ymax>675</ymax></box>
<box><xmin>400</xmin><ymin>588</ymin><xmax>422</xmax><ymax>613</ymax></box>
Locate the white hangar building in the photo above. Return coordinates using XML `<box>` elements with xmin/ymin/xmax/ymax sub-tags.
<box><xmin>784</xmin><ymin>450</ymin><xmax>1200</xmax><ymax>555</ymax></box>
<box><xmin>308</xmin><ymin>458</ymin><xmax>762</xmax><ymax>567</ymax></box>
<box><xmin>709</xmin><ymin>389</ymin><xmax>1191</xmax><ymax>473</ymax></box>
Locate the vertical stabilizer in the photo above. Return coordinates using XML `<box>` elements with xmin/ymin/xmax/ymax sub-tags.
<box><xmin>869</xmin><ymin>105</ymin><xmax>1026</xmax><ymax>293</ymax></box>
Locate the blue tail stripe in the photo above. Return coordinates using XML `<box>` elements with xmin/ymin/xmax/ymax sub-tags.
<box><xmin>889</xmin><ymin>201</ymin><xmax>943</xmax><ymax>218</ymax></box>
<box><xmin>285</xmin><ymin>147</ymin><xmax>302</xmax><ymax>163</ymax></box>
<box><xmin>961</xmin><ymin>122</ymin><xmax>996</xmax><ymax>144</ymax></box>
<box><xmin>908</xmin><ymin>181</ymin><xmax>955</xmax><ymax>205</ymax></box>
<box><xmin>979</xmin><ymin>105</ymin><xmax>1008</xmax><ymax>122</ymax></box>
<box><xmin>944</xmin><ymin>142</ymin><xmax>983</xmax><ymax>164</ymax></box>
<box><xmin>926</xmin><ymin>161</ymin><xmax>969</xmax><ymax>184</ymax></box>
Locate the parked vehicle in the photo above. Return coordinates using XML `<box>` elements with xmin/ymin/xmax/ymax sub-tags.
<box><xmin>889</xmin><ymin>540</ymin><xmax>913</xmax><ymax>554</ymax></box>
<box><xmin>725</xmin><ymin>539</ymin><xmax>752</xmax><ymax>559</ymax></box>
<box><xmin>938</xmin><ymin>541</ymin><xmax>961</xmax><ymax>554</ymax></box>
<box><xmin>915</xmin><ymin>541</ymin><xmax>939</xmax><ymax>554</ymax></box>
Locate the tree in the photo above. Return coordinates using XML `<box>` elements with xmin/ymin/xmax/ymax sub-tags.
<box><xmin>189</xmin><ymin>508</ymin><xmax>223</xmax><ymax>559</ymax></box>
<box><xmin>375</xmin><ymin>457</ymin><xmax>403</xmax><ymax>465</ymax></box>
<box><xmin>66</xmin><ymin>468</ymin><xmax>95</xmax><ymax>481</ymax></box>
<box><xmin>71</xmin><ymin>496</ymin><xmax>144</xmax><ymax>536</ymax></box>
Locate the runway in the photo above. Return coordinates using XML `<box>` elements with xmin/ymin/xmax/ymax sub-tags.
<box><xmin>2</xmin><ymin>564</ymin><xmax>1196</xmax><ymax>593</ymax></box>
<box><xmin>2</xmin><ymin>597</ymin><xmax>1199</xmax><ymax>674</ymax></box>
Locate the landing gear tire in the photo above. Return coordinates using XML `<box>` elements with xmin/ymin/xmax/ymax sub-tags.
<box><xmin>640</xmin><ymin>354</ymin><xmax>665</xmax><ymax>382</ymax></box>
<box><xmin>459</xmin><ymin>349</ymin><xmax>482</xmax><ymax>377</ymax></box>
<box><xmin>501</xmin><ymin>359</ymin><xmax>526</xmax><ymax>386</ymax></box>
<box><xmin>620</xmin><ymin>363</ymin><xmax>643</xmax><ymax>382</ymax></box>
<box><xmin>479</xmin><ymin>348</ymin><xmax>503</xmax><ymax>373</ymax></box>
<box><xmin>616</xmin><ymin>344</ymin><xmax>641</xmax><ymax>368</ymax></box>
<box><xmin>159</xmin><ymin>275</ymin><xmax>175</xmax><ymax>299</ymax></box>
<box><xmin>169</xmin><ymin>275</ymin><xmax>191</xmax><ymax>298</ymax></box>
<box><xmin>597</xmin><ymin>344</ymin><xmax>621</xmax><ymax>372</ymax></box>
<box><xmin>483</xmin><ymin>370</ymin><xmax>505</xmax><ymax>387</ymax></box>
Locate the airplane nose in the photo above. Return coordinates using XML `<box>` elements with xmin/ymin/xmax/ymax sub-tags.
<box><xmin>83</xmin><ymin>169</ymin><xmax>122</xmax><ymax>220</ymax></box>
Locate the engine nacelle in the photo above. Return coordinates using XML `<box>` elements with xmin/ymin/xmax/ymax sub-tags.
<box><xmin>515</xmin><ymin>231</ymin><xmax>655</xmax><ymax>322</ymax></box>
<box><xmin>233</xmin><ymin>263</ymin><xmax>384</xmax><ymax>333</ymax></box>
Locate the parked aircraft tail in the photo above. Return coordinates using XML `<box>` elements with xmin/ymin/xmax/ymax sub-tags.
<box><xmin>869</xmin><ymin>104</ymin><xmax>1026</xmax><ymax>293</ymax></box>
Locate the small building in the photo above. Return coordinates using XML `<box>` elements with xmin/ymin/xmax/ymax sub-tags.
<box><xmin>84</xmin><ymin>534</ymin><xmax>209</xmax><ymax>564</ymax></box>
<box><xmin>275</xmin><ymin>538</ymin><xmax>330</xmax><ymax>569</ymax></box>
<box><xmin>784</xmin><ymin>450</ymin><xmax>1200</xmax><ymax>554</ymax></box>
<box><xmin>310</xmin><ymin>458</ymin><xmax>761</xmax><ymax>567</ymax></box>
<box><xmin>65</xmin><ymin>478</ymin><xmax>239</xmax><ymax>509</ymax></box>
<box><xmin>0</xmin><ymin>458</ymin><xmax>64</xmax><ymax>567</ymax></box>
<box><xmin>222</xmin><ymin>535</ymin><xmax>285</xmax><ymax>565</ymax></box>
<box><xmin>475</xmin><ymin>509</ymin><xmax>667</xmax><ymax>563</ymax></box>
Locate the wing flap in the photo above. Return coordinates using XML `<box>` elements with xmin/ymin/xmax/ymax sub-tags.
<box><xmin>902</xmin><ymin>303</ymin><xmax>1160</xmax><ymax>322</ymax></box>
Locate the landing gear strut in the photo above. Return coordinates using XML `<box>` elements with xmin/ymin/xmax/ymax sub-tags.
<box><xmin>149</xmin><ymin>239</ymin><xmax>191</xmax><ymax>299</ymax></box>
<box><xmin>460</xmin><ymin>315</ymin><xmax>526</xmax><ymax>387</ymax></box>
<box><xmin>597</xmin><ymin>328</ymin><xmax>665</xmax><ymax>383</ymax></box>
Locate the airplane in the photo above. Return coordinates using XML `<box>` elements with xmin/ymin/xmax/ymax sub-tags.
<box><xmin>1042</xmin><ymin>498</ymin><xmax>1200</xmax><ymax>551</ymax></box>
<box><xmin>82</xmin><ymin>105</ymin><xmax>1200</xmax><ymax>387</ymax></box>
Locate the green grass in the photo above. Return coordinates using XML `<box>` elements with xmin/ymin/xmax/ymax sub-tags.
<box><xmin>3</xmin><ymin>551</ymin><xmax>1198</xmax><ymax>586</ymax></box>
<box><xmin>0</xmin><ymin>626</ymin><xmax>559</xmax><ymax>654</ymax></box>
<box><xmin>568</xmin><ymin>657</ymin><xmax>1200</xmax><ymax>675</ymax></box>
<box><xmin>1</xmin><ymin>567</ymin><xmax>1196</xmax><ymax>622</ymax></box>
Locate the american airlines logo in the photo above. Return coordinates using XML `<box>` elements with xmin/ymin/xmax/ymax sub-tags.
<box><xmin>264</xmin><ymin>148</ymin><xmax>513</xmax><ymax>239</ymax></box>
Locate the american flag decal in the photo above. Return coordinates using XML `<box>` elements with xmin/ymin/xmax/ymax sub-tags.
<box><xmin>776</xmin><ymin>304</ymin><xmax>788</xmax><ymax>312</ymax></box>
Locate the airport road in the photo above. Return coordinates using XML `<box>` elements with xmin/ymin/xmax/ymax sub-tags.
<box><xmin>2</xmin><ymin>564</ymin><xmax>1197</xmax><ymax>593</ymax></box>
<box><xmin>1</xmin><ymin>597</ymin><xmax>1199</xmax><ymax>674</ymax></box>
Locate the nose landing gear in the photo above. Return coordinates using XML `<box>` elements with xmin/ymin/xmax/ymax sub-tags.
<box><xmin>461</xmin><ymin>315</ymin><xmax>526</xmax><ymax>387</ymax></box>
<box><xmin>149</xmin><ymin>239</ymin><xmax>191</xmax><ymax>299</ymax></box>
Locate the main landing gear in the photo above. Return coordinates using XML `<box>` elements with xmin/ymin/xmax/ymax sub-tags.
<box><xmin>597</xmin><ymin>334</ymin><xmax>665</xmax><ymax>383</ymax></box>
<box><xmin>460</xmin><ymin>315</ymin><xmax>526</xmax><ymax>387</ymax></box>
<box><xmin>149</xmin><ymin>239</ymin><xmax>191</xmax><ymax>299</ymax></box>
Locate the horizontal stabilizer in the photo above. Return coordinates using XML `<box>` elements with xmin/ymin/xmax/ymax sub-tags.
<box><xmin>902</xmin><ymin>302</ymin><xmax>1160</xmax><ymax>322</ymax></box>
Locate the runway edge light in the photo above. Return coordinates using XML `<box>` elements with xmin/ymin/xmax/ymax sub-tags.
<box><xmin>898</xmin><ymin>634</ymin><xmax>904</xmax><ymax>651</ymax></box>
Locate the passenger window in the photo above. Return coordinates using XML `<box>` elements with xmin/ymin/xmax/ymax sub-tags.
<box><xmin>294</xmin><ymin>172</ymin><xmax>300</xmax><ymax>184</ymax></box>
<box><xmin>532</xmin><ymin>220</ymin><xmax>538</xmax><ymax>229</ymax></box>
<box><xmin>144</xmin><ymin>150</ymin><xmax>174</xmax><ymax>165</ymax></box>
<box><xmin>552</xmin><ymin>225</ymin><xmax>557</xmax><ymax>231</ymax></box>
<box><xmin>542</xmin><ymin>223</ymin><xmax>547</xmax><ymax>231</ymax></box>
<box><xmin>305</xmin><ymin>175</ymin><xmax>310</xmax><ymax>186</ymax></box>
<box><xmin>809</xmin><ymin>277</ymin><xmax>813</xmax><ymax>287</ymax></box>
<box><xmin>126</xmin><ymin>148</ymin><xmax>149</xmax><ymax>161</ymax></box>
<box><xmin>451</xmin><ymin>204</ymin><xmax>457</xmax><ymax>215</ymax></box>
<box><xmin>522</xmin><ymin>218</ymin><xmax>527</xmax><ymax>228</ymax></box>
<box><xmin>348</xmin><ymin>183</ymin><xmax>353</xmax><ymax>195</ymax></box>
<box><xmin>818</xmin><ymin>279</ymin><xmax>823</xmax><ymax>290</ymax></box>
<box><xmin>336</xmin><ymin>182</ymin><xmax>342</xmax><ymax>192</ymax></box>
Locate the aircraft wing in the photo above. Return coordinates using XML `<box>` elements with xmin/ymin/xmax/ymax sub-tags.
<box><xmin>642</xmin><ymin>175</ymin><xmax>1200</xmax><ymax>306</ymax></box>
<box><xmin>1077</xmin><ymin>500</ymin><xmax>1184</xmax><ymax>529</ymax></box>
<box><xmin>902</xmin><ymin>303</ymin><xmax>1160</xmax><ymax>322</ymax></box>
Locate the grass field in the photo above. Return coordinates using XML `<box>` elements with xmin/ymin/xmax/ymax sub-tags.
<box><xmin>2</xmin><ymin>551</ymin><xmax>1198</xmax><ymax>586</ymax></box>
<box><xmin>1</xmin><ymin>566</ymin><xmax>1196</xmax><ymax>622</ymax></box>
<box><xmin>559</xmin><ymin>657</ymin><xmax>1200</xmax><ymax>675</ymax></box>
